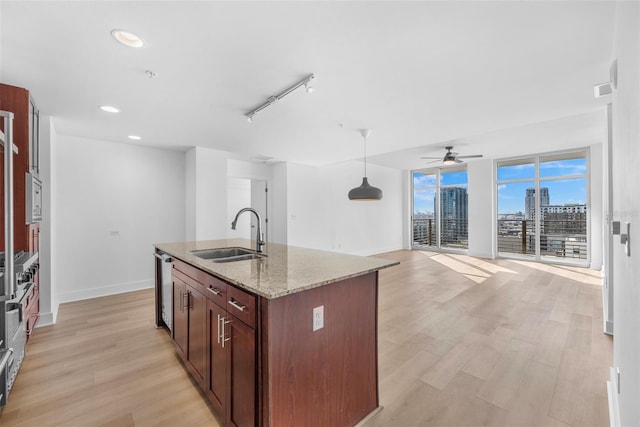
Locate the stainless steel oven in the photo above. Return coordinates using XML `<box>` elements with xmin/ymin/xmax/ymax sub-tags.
<box><xmin>26</xmin><ymin>172</ymin><xmax>42</xmax><ymax>223</ymax></box>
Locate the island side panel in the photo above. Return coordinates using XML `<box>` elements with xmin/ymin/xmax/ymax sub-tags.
<box><xmin>263</xmin><ymin>272</ymin><xmax>379</xmax><ymax>427</ymax></box>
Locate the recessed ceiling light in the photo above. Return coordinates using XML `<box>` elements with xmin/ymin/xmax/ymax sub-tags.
<box><xmin>100</xmin><ymin>105</ymin><xmax>120</xmax><ymax>113</ymax></box>
<box><xmin>111</xmin><ymin>29</ymin><xmax>145</xmax><ymax>48</ymax></box>
<box><xmin>128</xmin><ymin>135</ymin><xmax>142</xmax><ymax>140</ymax></box>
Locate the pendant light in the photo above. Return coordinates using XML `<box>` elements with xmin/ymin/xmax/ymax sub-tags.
<box><xmin>348</xmin><ymin>129</ymin><xmax>383</xmax><ymax>201</ymax></box>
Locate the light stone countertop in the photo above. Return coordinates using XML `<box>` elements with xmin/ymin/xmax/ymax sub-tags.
<box><xmin>154</xmin><ymin>239</ymin><xmax>399</xmax><ymax>299</ymax></box>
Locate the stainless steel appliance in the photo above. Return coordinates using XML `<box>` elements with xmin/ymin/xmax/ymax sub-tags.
<box><xmin>26</xmin><ymin>172</ymin><xmax>42</xmax><ymax>224</ymax></box>
<box><xmin>0</xmin><ymin>110</ymin><xmax>37</xmax><ymax>406</ymax></box>
<box><xmin>154</xmin><ymin>252</ymin><xmax>173</xmax><ymax>331</ymax></box>
<box><xmin>0</xmin><ymin>252</ymin><xmax>36</xmax><ymax>404</ymax></box>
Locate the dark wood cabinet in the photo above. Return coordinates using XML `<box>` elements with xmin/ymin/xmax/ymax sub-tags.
<box><xmin>172</xmin><ymin>278</ymin><xmax>188</xmax><ymax>359</ymax></box>
<box><xmin>0</xmin><ymin>83</ymin><xmax>32</xmax><ymax>253</ymax></box>
<box><xmin>227</xmin><ymin>316</ymin><xmax>256</xmax><ymax>427</ymax></box>
<box><xmin>25</xmin><ymin>209</ymin><xmax>41</xmax><ymax>341</ymax></box>
<box><xmin>173</xmin><ymin>259</ymin><xmax>257</xmax><ymax>427</ymax></box>
<box><xmin>162</xmin><ymin>256</ymin><xmax>379</xmax><ymax>427</ymax></box>
<box><xmin>187</xmin><ymin>283</ymin><xmax>207</xmax><ymax>385</ymax></box>
<box><xmin>206</xmin><ymin>299</ymin><xmax>227</xmax><ymax>416</ymax></box>
<box><xmin>172</xmin><ymin>262</ymin><xmax>215</xmax><ymax>388</ymax></box>
<box><xmin>1</xmin><ymin>84</ymin><xmax>42</xmax><ymax>342</ymax></box>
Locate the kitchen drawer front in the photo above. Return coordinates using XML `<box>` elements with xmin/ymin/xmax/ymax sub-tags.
<box><xmin>172</xmin><ymin>268</ymin><xmax>204</xmax><ymax>294</ymax></box>
<box><xmin>204</xmin><ymin>275</ymin><xmax>227</xmax><ymax>308</ymax></box>
<box><xmin>227</xmin><ymin>285</ymin><xmax>256</xmax><ymax>328</ymax></box>
<box><xmin>173</xmin><ymin>259</ymin><xmax>203</xmax><ymax>283</ymax></box>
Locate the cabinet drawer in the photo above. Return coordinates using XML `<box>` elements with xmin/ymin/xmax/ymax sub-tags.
<box><xmin>172</xmin><ymin>268</ymin><xmax>205</xmax><ymax>294</ymax></box>
<box><xmin>204</xmin><ymin>275</ymin><xmax>227</xmax><ymax>308</ymax></box>
<box><xmin>227</xmin><ymin>286</ymin><xmax>256</xmax><ymax>328</ymax></box>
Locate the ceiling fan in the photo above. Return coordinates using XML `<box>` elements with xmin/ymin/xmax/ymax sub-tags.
<box><xmin>421</xmin><ymin>146</ymin><xmax>483</xmax><ymax>165</ymax></box>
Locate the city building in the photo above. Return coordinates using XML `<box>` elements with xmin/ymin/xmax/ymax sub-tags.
<box><xmin>525</xmin><ymin>187</ymin><xmax>549</xmax><ymax>220</ymax></box>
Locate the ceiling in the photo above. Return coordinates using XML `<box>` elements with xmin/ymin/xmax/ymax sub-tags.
<box><xmin>0</xmin><ymin>1</ymin><xmax>615</xmax><ymax>168</ymax></box>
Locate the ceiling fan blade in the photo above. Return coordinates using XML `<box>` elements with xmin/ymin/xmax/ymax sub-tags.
<box><xmin>454</xmin><ymin>158</ymin><xmax>464</xmax><ymax>164</ymax></box>
<box><xmin>420</xmin><ymin>156</ymin><xmax>442</xmax><ymax>159</ymax></box>
<box><xmin>450</xmin><ymin>152</ymin><xmax>459</xmax><ymax>156</ymax></box>
<box><xmin>424</xmin><ymin>159</ymin><xmax>441</xmax><ymax>164</ymax></box>
<box><xmin>456</xmin><ymin>154</ymin><xmax>483</xmax><ymax>159</ymax></box>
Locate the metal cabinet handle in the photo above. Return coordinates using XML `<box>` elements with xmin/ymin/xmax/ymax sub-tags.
<box><xmin>179</xmin><ymin>290</ymin><xmax>183</xmax><ymax>313</ymax></box>
<box><xmin>216</xmin><ymin>314</ymin><xmax>221</xmax><ymax>344</ymax></box>
<box><xmin>228</xmin><ymin>300</ymin><xmax>246</xmax><ymax>312</ymax></box>
<box><xmin>221</xmin><ymin>318</ymin><xmax>231</xmax><ymax>348</ymax></box>
<box><xmin>182</xmin><ymin>291</ymin><xmax>190</xmax><ymax>311</ymax></box>
<box><xmin>208</xmin><ymin>287</ymin><xmax>222</xmax><ymax>296</ymax></box>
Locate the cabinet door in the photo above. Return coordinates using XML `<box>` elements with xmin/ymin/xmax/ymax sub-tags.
<box><xmin>172</xmin><ymin>278</ymin><xmax>188</xmax><ymax>359</ymax></box>
<box><xmin>187</xmin><ymin>285</ymin><xmax>207</xmax><ymax>385</ymax></box>
<box><xmin>227</xmin><ymin>317</ymin><xmax>256</xmax><ymax>427</ymax></box>
<box><xmin>207</xmin><ymin>300</ymin><xmax>228</xmax><ymax>417</ymax></box>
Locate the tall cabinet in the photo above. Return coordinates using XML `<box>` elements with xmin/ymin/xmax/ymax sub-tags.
<box><xmin>0</xmin><ymin>83</ymin><xmax>42</xmax><ymax>340</ymax></box>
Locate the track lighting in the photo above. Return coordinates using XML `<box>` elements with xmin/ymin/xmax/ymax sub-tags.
<box><xmin>245</xmin><ymin>74</ymin><xmax>315</xmax><ymax>122</ymax></box>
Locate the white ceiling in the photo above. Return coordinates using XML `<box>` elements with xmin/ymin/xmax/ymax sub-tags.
<box><xmin>0</xmin><ymin>1</ymin><xmax>615</xmax><ymax>168</ymax></box>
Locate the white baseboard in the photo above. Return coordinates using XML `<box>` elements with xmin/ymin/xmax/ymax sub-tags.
<box><xmin>350</xmin><ymin>245</ymin><xmax>405</xmax><ymax>257</ymax></box>
<box><xmin>57</xmin><ymin>279</ymin><xmax>154</xmax><ymax>304</ymax></box>
<box><xmin>605</xmin><ymin>320</ymin><xmax>614</xmax><ymax>336</ymax></box>
<box><xmin>607</xmin><ymin>367</ymin><xmax>621</xmax><ymax>427</ymax></box>
<box><xmin>37</xmin><ymin>311</ymin><xmax>56</xmax><ymax>327</ymax></box>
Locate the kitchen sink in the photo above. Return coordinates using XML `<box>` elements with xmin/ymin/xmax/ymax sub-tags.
<box><xmin>191</xmin><ymin>247</ymin><xmax>266</xmax><ymax>263</ymax></box>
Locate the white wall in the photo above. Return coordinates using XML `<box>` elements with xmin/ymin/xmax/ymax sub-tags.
<box><xmin>186</xmin><ymin>147</ymin><xmax>228</xmax><ymax>241</ymax></box>
<box><xmin>54</xmin><ymin>135</ymin><xmax>185</xmax><ymax>302</ymax></box>
<box><xmin>227</xmin><ymin>159</ymin><xmax>272</xmax><ymax>244</ymax></box>
<box><xmin>611</xmin><ymin>2</ymin><xmax>640</xmax><ymax>425</ymax></box>
<box><xmin>37</xmin><ymin>115</ymin><xmax>57</xmax><ymax>325</ymax></box>
<box><xmin>590</xmin><ymin>143</ymin><xmax>603</xmax><ymax>270</ymax></box>
<box><xmin>271</xmin><ymin>162</ymin><xmax>288</xmax><ymax>245</ymax></box>
<box><xmin>227</xmin><ymin>177</ymin><xmax>251</xmax><ymax>239</ymax></box>
<box><xmin>284</xmin><ymin>161</ymin><xmax>404</xmax><ymax>256</ymax></box>
<box><xmin>467</xmin><ymin>159</ymin><xmax>495</xmax><ymax>258</ymax></box>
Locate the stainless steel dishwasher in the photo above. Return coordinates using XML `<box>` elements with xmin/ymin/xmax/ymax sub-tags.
<box><xmin>154</xmin><ymin>252</ymin><xmax>173</xmax><ymax>331</ymax></box>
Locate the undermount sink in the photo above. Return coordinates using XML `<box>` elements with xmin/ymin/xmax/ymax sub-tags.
<box><xmin>191</xmin><ymin>247</ymin><xmax>266</xmax><ymax>263</ymax></box>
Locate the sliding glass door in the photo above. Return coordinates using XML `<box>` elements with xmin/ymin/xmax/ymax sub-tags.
<box><xmin>496</xmin><ymin>151</ymin><xmax>588</xmax><ymax>264</ymax></box>
<box><xmin>412</xmin><ymin>167</ymin><xmax>468</xmax><ymax>251</ymax></box>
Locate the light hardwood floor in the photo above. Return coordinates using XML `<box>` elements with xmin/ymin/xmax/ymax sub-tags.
<box><xmin>0</xmin><ymin>250</ymin><xmax>612</xmax><ymax>426</ymax></box>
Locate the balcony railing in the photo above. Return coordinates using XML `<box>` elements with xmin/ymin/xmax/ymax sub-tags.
<box><xmin>497</xmin><ymin>219</ymin><xmax>587</xmax><ymax>260</ymax></box>
<box><xmin>413</xmin><ymin>218</ymin><xmax>468</xmax><ymax>249</ymax></box>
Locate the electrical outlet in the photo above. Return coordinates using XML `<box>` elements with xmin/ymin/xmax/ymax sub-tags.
<box><xmin>313</xmin><ymin>306</ymin><xmax>324</xmax><ymax>331</ymax></box>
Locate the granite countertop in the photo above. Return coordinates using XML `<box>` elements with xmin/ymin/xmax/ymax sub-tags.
<box><xmin>154</xmin><ymin>239</ymin><xmax>399</xmax><ymax>299</ymax></box>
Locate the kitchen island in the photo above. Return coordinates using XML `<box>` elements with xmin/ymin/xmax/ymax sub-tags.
<box><xmin>154</xmin><ymin>239</ymin><xmax>398</xmax><ymax>427</ymax></box>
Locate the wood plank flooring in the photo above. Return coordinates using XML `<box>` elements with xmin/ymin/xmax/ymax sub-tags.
<box><xmin>370</xmin><ymin>250</ymin><xmax>611</xmax><ymax>427</ymax></box>
<box><xmin>0</xmin><ymin>250</ymin><xmax>612</xmax><ymax>426</ymax></box>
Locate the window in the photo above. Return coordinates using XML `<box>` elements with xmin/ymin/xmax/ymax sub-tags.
<box><xmin>412</xmin><ymin>166</ymin><xmax>468</xmax><ymax>250</ymax></box>
<box><xmin>496</xmin><ymin>151</ymin><xmax>588</xmax><ymax>264</ymax></box>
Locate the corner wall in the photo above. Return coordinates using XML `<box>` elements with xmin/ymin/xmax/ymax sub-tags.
<box><xmin>37</xmin><ymin>115</ymin><xmax>57</xmax><ymax>325</ymax></box>
<box><xmin>611</xmin><ymin>2</ymin><xmax>640</xmax><ymax>425</ymax></box>
<box><xmin>54</xmin><ymin>136</ymin><xmax>185</xmax><ymax>302</ymax></box>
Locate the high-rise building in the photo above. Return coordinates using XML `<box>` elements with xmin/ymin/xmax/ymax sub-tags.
<box><xmin>440</xmin><ymin>187</ymin><xmax>468</xmax><ymax>243</ymax></box>
<box><xmin>525</xmin><ymin>187</ymin><xmax>549</xmax><ymax>220</ymax></box>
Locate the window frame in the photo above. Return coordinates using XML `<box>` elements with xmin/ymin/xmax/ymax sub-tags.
<box><xmin>411</xmin><ymin>165</ymin><xmax>469</xmax><ymax>253</ymax></box>
<box><xmin>494</xmin><ymin>149</ymin><xmax>590</xmax><ymax>266</ymax></box>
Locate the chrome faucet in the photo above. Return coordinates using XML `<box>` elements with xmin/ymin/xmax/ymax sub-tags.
<box><xmin>231</xmin><ymin>207</ymin><xmax>265</xmax><ymax>253</ymax></box>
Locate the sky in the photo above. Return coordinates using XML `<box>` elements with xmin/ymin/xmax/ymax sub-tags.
<box><xmin>413</xmin><ymin>157</ymin><xmax>587</xmax><ymax>215</ymax></box>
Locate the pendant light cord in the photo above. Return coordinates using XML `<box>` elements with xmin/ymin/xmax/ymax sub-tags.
<box><xmin>363</xmin><ymin>134</ymin><xmax>367</xmax><ymax>177</ymax></box>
